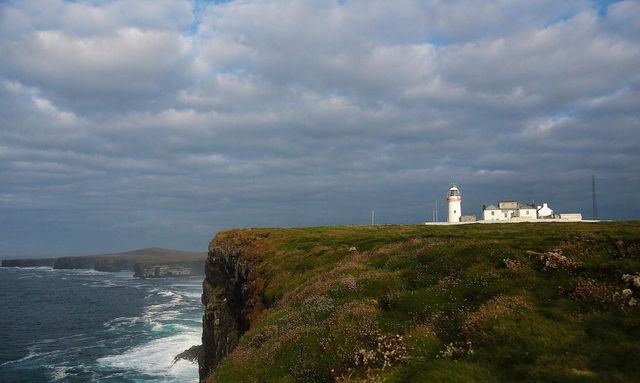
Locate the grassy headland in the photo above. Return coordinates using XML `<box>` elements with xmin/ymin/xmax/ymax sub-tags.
<box><xmin>203</xmin><ymin>222</ymin><xmax>640</xmax><ymax>382</ymax></box>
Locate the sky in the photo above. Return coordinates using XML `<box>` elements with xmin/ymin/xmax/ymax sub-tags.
<box><xmin>1</xmin><ymin>0</ymin><xmax>639</xmax><ymax>257</ymax></box>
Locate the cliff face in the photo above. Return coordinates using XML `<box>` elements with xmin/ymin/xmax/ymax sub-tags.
<box><xmin>198</xmin><ymin>223</ymin><xmax>640</xmax><ymax>383</ymax></box>
<box><xmin>199</xmin><ymin>231</ymin><xmax>267</xmax><ymax>381</ymax></box>
<box><xmin>1</xmin><ymin>258</ymin><xmax>56</xmax><ymax>267</ymax></box>
<box><xmin>53</xmin><ymin>256</ymin><xmax>96</xmax><ymax>270</ymax></box>
<box><xmin>94</xmin><ymin>259</ymin><xmax>135</xmax><ymax>272</ymax></box>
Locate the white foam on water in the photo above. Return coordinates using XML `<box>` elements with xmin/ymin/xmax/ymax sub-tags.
<box><xmin>157</xmin><ymin>290</ymin><xmax>181</xmax><ymax>298</ymax></box>
<box><xmin>0</xmin><ymin>346</ymin><xmax>63</xmax><ymax>367</ymax></box>
<box><xmin>49</xmin><ymin>366</ymin><xmax>70</xmax><ymax>381</ymax></box>
<box><xmin>95</xmin><ymin>280</ymin><xmax>203</xmax><ymax>381</ymax></box>
<box><xmin>41</xmin><ymin>333</ymin><xmax>89</xmax><ymax>344</ymax></box>
<box><xmin>150</xmin><ymin>322</ymin><xmax>192</xmax><ymax>334</ymax></box>
<box><xmin>0</xmin><ymin>351</ymin><xmax>38</xmax><ymax>367</ymax></box>
<box><xmin>104</xmin><ymin>316</ymin><xmax>143</xmax><ymax>331</ymax></box>
<box><xmin>84</xmin><ymin>278</ymin><xmax>128</xmax><ymax>288</ymax></box>
<box><xmin>140</xmin><ymin>288</ymin><xmax>192</xmax><ymax>330</ymax></box>
<box><xmin>96</xmin><ymin>280</ymin><xmax>202</xmax><ymax>381</ymax></box>
<box><xmin>97</xmin><ymin>329</ymin><xmax>200</xmax><ymax>382</ymax></box>
<box><xmin>18</xmin><ymin>274</ymin><xmax>44</xmax><ymax>279</ymax></box>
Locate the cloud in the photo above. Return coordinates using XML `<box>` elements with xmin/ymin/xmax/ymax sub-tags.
<box><xmin>0</xmin><ymin>0</ymin><xmax>639</xmax><ymax>256</ymax></box>
<box><xmin>1</xmin><ymin>29</ymin><xmax>194</xmax><ymax>113</ymax></box>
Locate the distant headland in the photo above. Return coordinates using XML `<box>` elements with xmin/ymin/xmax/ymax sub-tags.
<box><xmin>1</xmin><ymin>247</ymin><xmax>206</xmax><ymax>278</ymax></box>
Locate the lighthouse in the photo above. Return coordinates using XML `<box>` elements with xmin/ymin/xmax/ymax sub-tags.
<box><xmin>447</xmin><ymin>184</ymin><xmax>462</xmax><ymax>222</ymax></box>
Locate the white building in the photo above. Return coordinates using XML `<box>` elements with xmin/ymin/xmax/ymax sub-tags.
<box><xmin>558</xmin><ymin>213</ymin><xmax>583</xmax><ymax>220</ymax></box>
<box><xmin>481</xmin><ymin>200</ymin><xmax>582</xmax><ymax>222</ymax></box>
<box><xmin>447</xmin><ymin>185</ymin><xmax>462</xmax><ymax>222</ymax></box>
<box><xmin>483</xmin><ymin>200</ymin><xmax>537</xmax><ymax>221</ymax></box>
<box><xmin>537</xmin><ymin>203</ymin><xmax>553</xmax><ymax>218</ymax></box>
<box><xmin>513</xmin><ymin>204</ymin><xmax>537</xmax><ymax>218</ymax></box>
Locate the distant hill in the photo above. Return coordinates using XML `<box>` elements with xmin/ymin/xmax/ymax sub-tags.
<box><xmin>2</xmin><ymin>247</ymin><xmax>206</xmax><ymax>278</ymax></box>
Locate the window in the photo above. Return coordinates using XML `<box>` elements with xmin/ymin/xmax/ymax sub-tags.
<box><xmin>504</xmin><ymin>212</ymin><xmax>507</xmax><ymax>218</ymax></box>
<box><xmin>454</xmin><ymin>210</ymin><xmax>457</xmax><ymax>214</ymax></box>
<box><xmin>491</xmin><ymin>211</ymin><xmax>495</xmax><ymax>216</ymax></box>
<box><xmin>526</xmin><ymin>210</ymin><xmax>529</xmax><ymax>215</ymax></box>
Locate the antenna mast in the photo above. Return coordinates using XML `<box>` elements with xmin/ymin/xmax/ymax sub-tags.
<box><xmin>592</xmin><ymin>175</ymin><xmax>598</xmax><ymax>220</ymax></box>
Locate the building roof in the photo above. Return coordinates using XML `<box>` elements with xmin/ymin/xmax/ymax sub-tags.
<box><xmin>484</xmin><ymin>202</ymin><xmax>536</xmax><ymax>210</ymax></box>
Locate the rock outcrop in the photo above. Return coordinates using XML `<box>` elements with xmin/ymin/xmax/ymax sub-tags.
<box><xmin>134</xmin><ymin>260</ymin><xmax>203</xmax><ymax>278</ymax></box>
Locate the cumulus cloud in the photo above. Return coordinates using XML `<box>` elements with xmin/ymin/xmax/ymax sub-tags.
<box><xmin>0</xmin><ymin>0</ymin><xmax>639</xmax><ymax>256</ymax></box>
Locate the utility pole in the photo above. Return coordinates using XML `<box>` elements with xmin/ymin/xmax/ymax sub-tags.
<box><xmin>435</xmin><ymin>200</ymin><xmax>438</xmax><ymax>222</ymax></box>
<box><xmin>592</xmin><ymin>175</ymin><xmax>598</xmax><ymax>220</ymax></box>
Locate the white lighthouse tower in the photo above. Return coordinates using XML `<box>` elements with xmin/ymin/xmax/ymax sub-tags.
<box><xmin>447</xmin><ymin>184</ymin><xmax>462</xmax><ymax>223</ymax></box>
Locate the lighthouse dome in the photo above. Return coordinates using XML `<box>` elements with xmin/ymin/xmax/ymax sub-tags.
<box><xmin>448</xmin><ymin>186</ymin><xmax>461</xmax><ymax>197</ymax></box>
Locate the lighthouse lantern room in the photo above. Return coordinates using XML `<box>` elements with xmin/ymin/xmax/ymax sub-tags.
<box><xmin>447</xmin><ymin>184</ymin><xmax>462</xmax><ymax>222</ymax></box>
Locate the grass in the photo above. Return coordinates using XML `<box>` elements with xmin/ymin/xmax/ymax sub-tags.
<box><xmin>206</xmin><ymin>222</ymin><xmax>640</xmax><ymax>382</ymax></box>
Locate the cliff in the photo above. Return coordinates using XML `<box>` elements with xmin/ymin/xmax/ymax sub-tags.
<box><xmin>95</xmin><ymin>258</ymin><xmax>135</xmax><ymax>272</ymax></box>
<box><xmin>200</xmin><ymin>230</ymin><xmax>268</xmax><ymax>379</ymax></box>
<box><xmin>1</xmin><ymin>258</ymin><xmax>56</xmax><ymax>267</ymax></box>
<box><xmin>54</xmin><ymin>256</ymin><xmax>96</xmax><ymax>270</ymax></box>
<box><xmin>200</xmin><ymin>222</ymin><xmax>640</xmax><ymax>383</ymax></box>
<box><xmin>0</xmin><ymin>248</ymin><xmax>206</xmax><ymax>278</ymax></box>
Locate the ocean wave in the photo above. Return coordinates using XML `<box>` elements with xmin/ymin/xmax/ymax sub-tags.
<box><xmin>41</xmin><ymin>333</ymin><xmax>88</xmax><ymax>344</ymax></box>
<box><xmin>168</xmin><ymin>281</ymin><xmax>202</xmax><ymax>288</ymax></box>
<box><xmin>0</xmin><ymin>352</ymin><xmax>37</xmax><ymax>367</ymax></box>
<box><xmin>103</xmin><ymin>316</ymin><xmax>143</xmax><ymax>331</ymax></box>
<box><xmin>97</xmin><ymin>330</ymin><xmax>200</xmax><ymax>381</ymax></box>
<box><xmin>18</xmin><ymin>274</ymin><xmax>44</xmax><ymax>279</ymax></box>
<box><xmin>149</xmin><ymin>322</ymin><xmax>194</xmax><ymax>334</ymax></box>
<box><xmin>82</xmin><ymin>280</ymin><xmax>123</xmax><ymax>288</ymax></box>
<box><xmin>0</xmin><ymin>346</ymin><xmax>62</xmax><ymax>367</ymax></box>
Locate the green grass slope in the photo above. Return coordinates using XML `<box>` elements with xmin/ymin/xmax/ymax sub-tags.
<box><xmin>208</xmin><ymin>222</ymin><xmax>640</xmax><ymax>383</ymax></box>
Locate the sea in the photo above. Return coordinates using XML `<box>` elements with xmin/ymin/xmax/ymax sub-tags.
<box><xmin>0</xmin><ymin>266</ymin><xmax>202</xmax><ymax>382</ymax></box>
